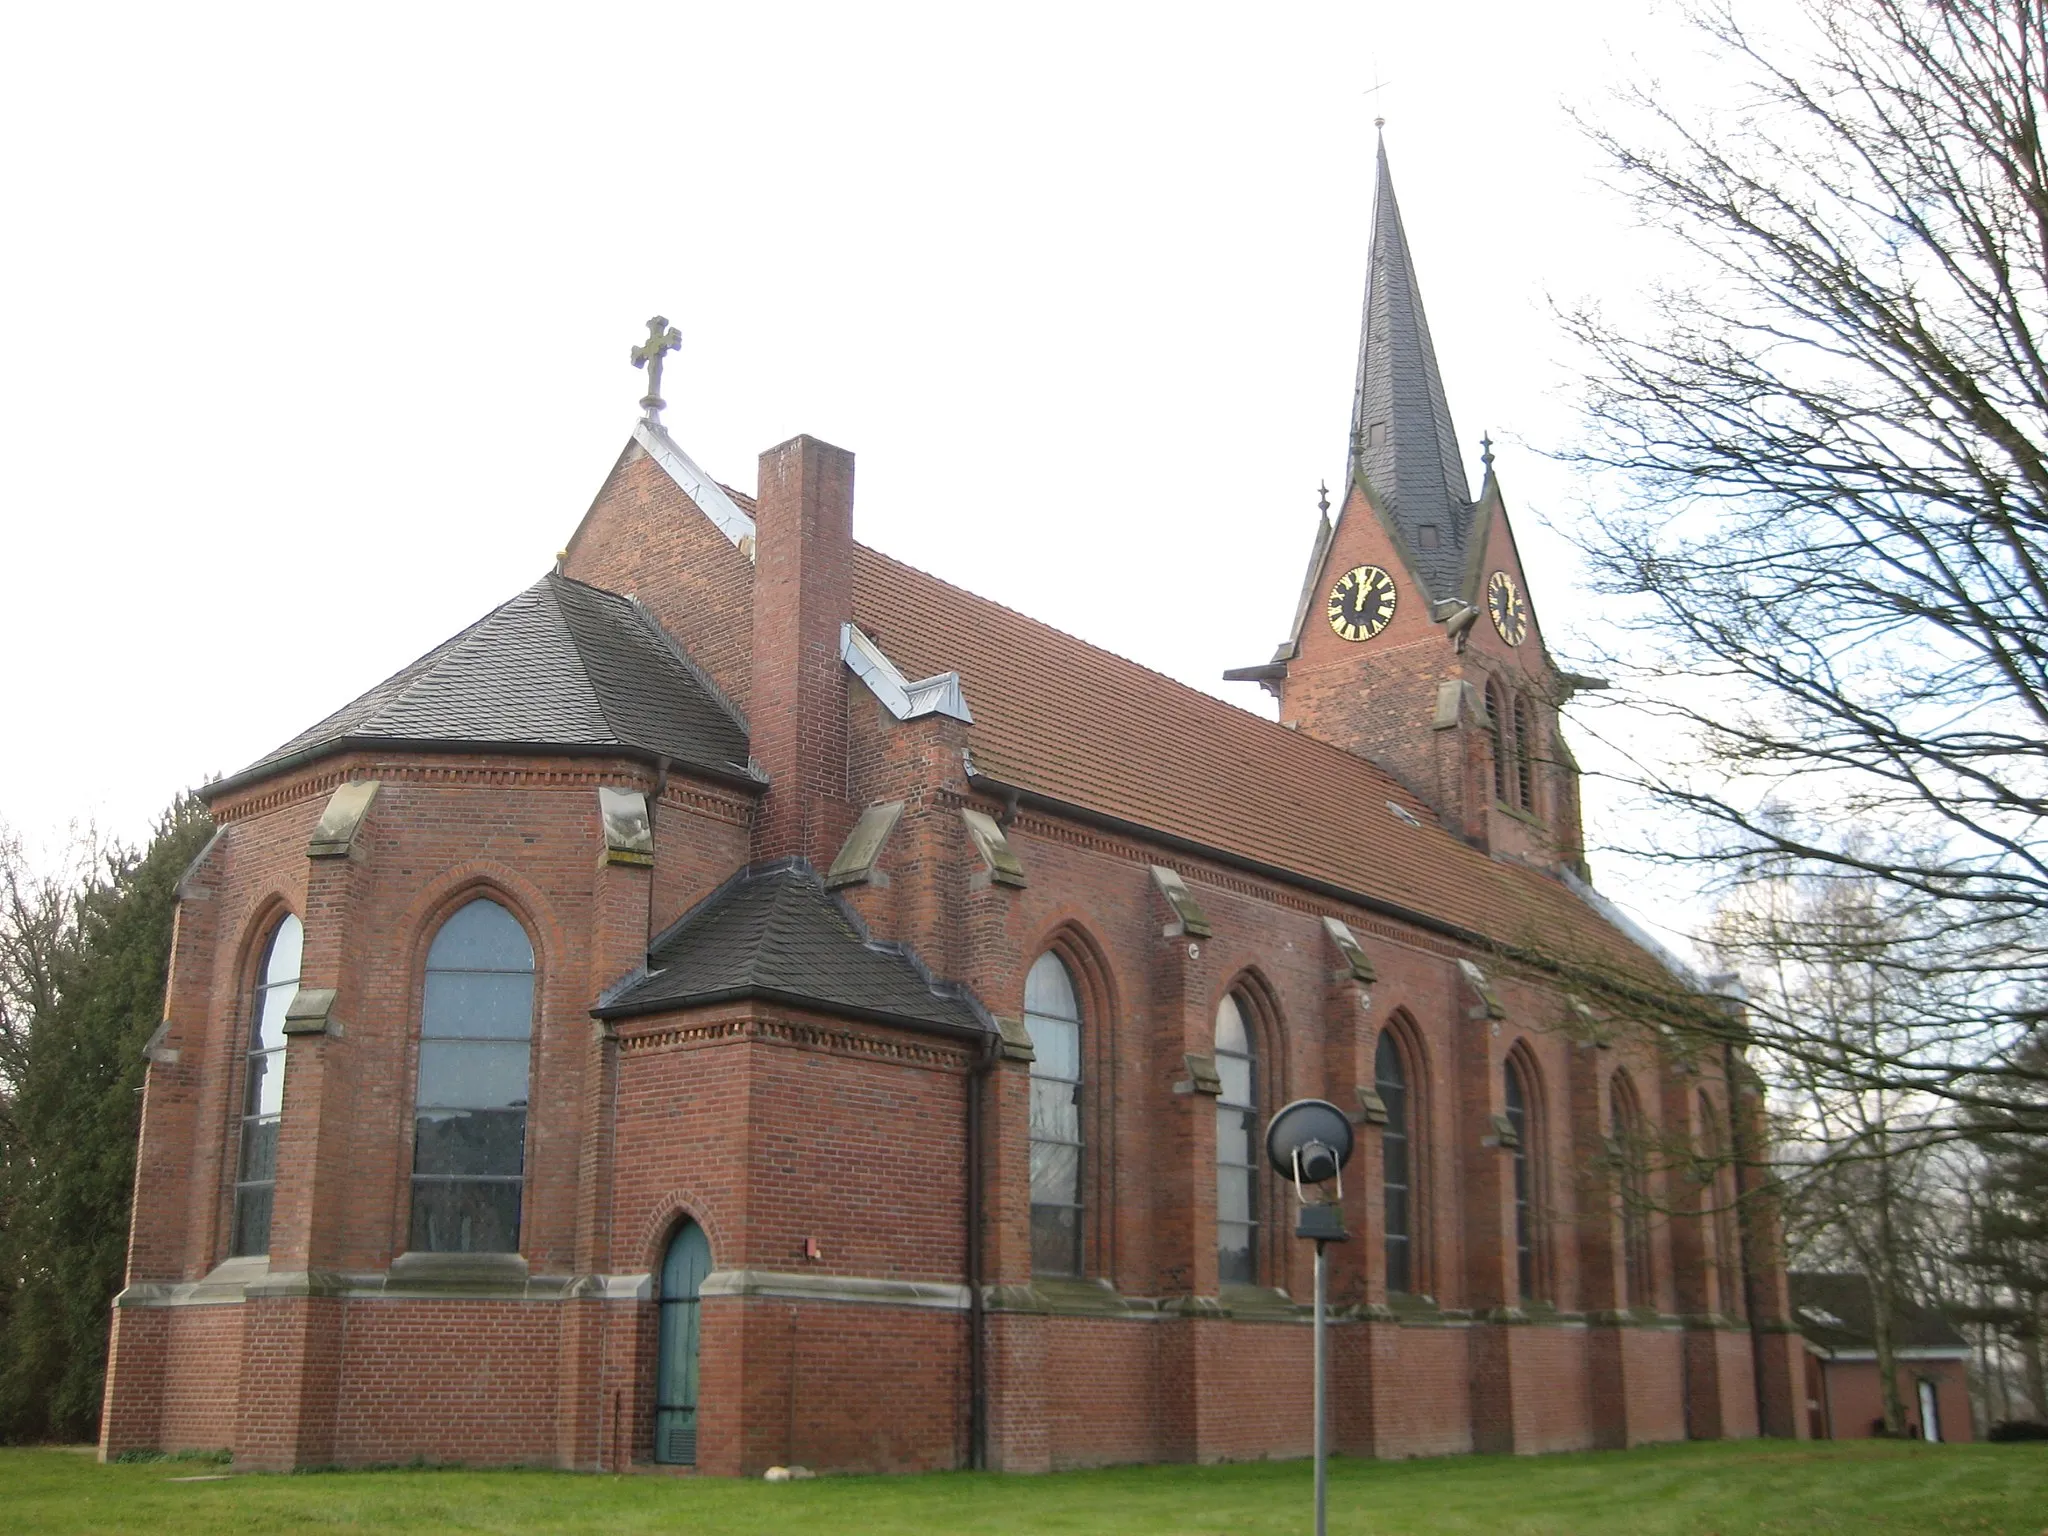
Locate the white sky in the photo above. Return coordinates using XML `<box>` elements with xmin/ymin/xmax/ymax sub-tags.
<box><xmin>1</xmin><ymin>2</ymin><xmax>1716</xmax><ymax>934</ymax></box>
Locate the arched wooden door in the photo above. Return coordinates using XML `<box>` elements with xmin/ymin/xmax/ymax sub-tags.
<box><xmin>655</xmin><ymin>1221</ymin><xmax>711</xmax><ymax>1464</ymax></box>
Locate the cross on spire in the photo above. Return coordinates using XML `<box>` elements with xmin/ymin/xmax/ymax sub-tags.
<box><xmin>1364</xmin><ymin>71</ymin><xmax>1393</xmax><ymax>131</ymax></box>
<box><xmin>632</xmin><ymin>316</ymin><xmax>682</xmax><ymax>426</ymax></box>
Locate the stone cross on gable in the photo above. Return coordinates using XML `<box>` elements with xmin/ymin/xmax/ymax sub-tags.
<box><xmin>632</xmin><ymin>316</ymin><xmax>682</xmax><ymax>425</ymax></box>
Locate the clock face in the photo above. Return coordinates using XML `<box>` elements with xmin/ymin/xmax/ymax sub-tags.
<box><xmin>1327</xmin><ymin>565</ymin><xmax>1397</xmax><ymax>642</ymax></box>
<box><xmin>1488</xmin><ymin>570</ymin><xmax>1529</xmax><ymax>646</ymax></box>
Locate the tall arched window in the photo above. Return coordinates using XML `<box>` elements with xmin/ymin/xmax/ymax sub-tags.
<box><xmin>1612</xmin><ymin>1076</ymin><xmax>1653</xmax><ymax>1308</ymax></box>
<box><xmin>232</xmin><ymin>912</ymin><xmax>302</xmax><ymax>1257</ymax></box>
<box><xmin>1486</xmin><ymin>681</ymin><xmax>1508</xmax><ymax>804</ymax></box>
<box><xmin>1513</xmin><ymin>694</ymin><xmax>1535</xmax><ymax>812</ymax></box>
<box><xmin>655</xmin><ymin>1219</ymin><xmax>711</xmax><ymax>1465</ymax></box>
<box><xmin>1025</xmin><ymin>952</ymin><xmax>1084</xmax><ymax>1277</ymax></box>
<box><xmin>1376</xmin><ymin>1030</ymin><xmax>1413</xmax><ymax>1294</ymax></box>
<box><xmin>411</xmin><ymin>898</ymin><xmax>534</xmax><ymax>1254</ymax></box>
<box><xmin>1504</xmin><ymin>1056</ymin><xmax>1536</xmax><ymax>1300</ymax></box>
<box><xmin>1215</xmin><ymin>993</ymin><xmax>1258</xmax><ymax>1285</ymax></box>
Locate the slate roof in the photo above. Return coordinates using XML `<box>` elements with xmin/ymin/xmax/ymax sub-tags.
<box><xmin>211</xmin><ymin>573</ymin><xmax>754</xmax><ymax>795</ymax></box>
<box><xmin>597</xmin><ymin>859</ymin><xmax>990</xmax><ymax>1035</ymax></box>
<box><xmin>852</xmin><ymin>546</ymin><xmax>1666</xmax><ymax>981</ymax></box>
<box><xmin>1345</xmin><ymin>135</ymin><xmax>1475</xmax><ymax>603</ymax></box>
<box><xmin>1790</xmin><ymin>1272</ymin><xmax>1970</xmax><ymax>1355</ymax></box>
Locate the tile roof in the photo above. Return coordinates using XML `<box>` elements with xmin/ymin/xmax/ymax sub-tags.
<box><xmin>597</xmin><ymin>858</ymin><xmax>990</xmax><ymax>1035</ymax></box>
<box><xmin>853</xmin><ymin>546</ymin><xmax>1664</xmax><ymax>979</ymax></box>
<box><xmin>1790</xmin><ymin>1272</ymin><xmax>1969</xmax><ymax>1354</ymax></box>
<box><xmin>212</xmin><ymin>573</ymin><xmax>753</xmax><ymax>795</ymax></box>
<box><xmin>1345</xmin><ymin>136</ymin><xmax>1474</xmax><ymax>603</ymax></box>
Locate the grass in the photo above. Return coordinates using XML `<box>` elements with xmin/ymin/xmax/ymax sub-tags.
<box><xmin>2</xmin><ymin>1439</ymin><xmax>2043</xmax><ymax>1534</ymax></box>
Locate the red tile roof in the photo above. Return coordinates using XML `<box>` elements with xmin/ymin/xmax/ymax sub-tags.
<box><xmin>852</xmin><ymin>545</ymin><xmax>1663</xmax><ymax>979</ymax></box>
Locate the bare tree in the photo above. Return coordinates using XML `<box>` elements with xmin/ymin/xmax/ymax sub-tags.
<box><xmin>1562</xmin><ymin>0</ymin><xmax>2047</xmax><ymax>1122</ymax></box>
<box><xmin>1716</xmin><ymin>861</ymin><xmax>1965</xmax><ymax>1433</ymax></box>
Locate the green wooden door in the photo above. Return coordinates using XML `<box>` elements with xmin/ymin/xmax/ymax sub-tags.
<box><xmin>655</xmin><ymin>1221</ymin><xmax>710</xmax><ymax>1464</ymax></box>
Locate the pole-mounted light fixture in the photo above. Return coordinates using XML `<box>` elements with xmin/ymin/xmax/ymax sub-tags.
<box><xmin>1265</xmin><ymin>1098</ymin><xmax>1356</xmax><ymax>1536</ymax></box>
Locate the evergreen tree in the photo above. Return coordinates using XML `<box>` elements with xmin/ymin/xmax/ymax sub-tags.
<box><xmin>0</xmin><ymin>797</ymin><xmax>211</xmax><ymax>1442</ymax></box>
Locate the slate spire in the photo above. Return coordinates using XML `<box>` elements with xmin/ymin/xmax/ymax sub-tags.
<box><xmin>1347</xmin><ymin>135</ymin><xmax>1472</xmax><ymax>600</ymax></box>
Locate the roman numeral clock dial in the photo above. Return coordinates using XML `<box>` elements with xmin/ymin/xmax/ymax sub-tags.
<box><xmin>1326</xmin><ymin>565</ymin><xmax>1397</xmax><ymax>642</ymax></box>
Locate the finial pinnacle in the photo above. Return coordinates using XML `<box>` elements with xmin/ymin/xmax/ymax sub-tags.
<box><xmin>1318</xmin><ymin>479</ymin><xmax>1331</xmax><ymax>516</ymax></box>
<box><xmin>631</xmin><ymin>315</ymin><xmax>683</xmax><ymax>427</ymax></box>
<box><xmin>1480</xmin><ymin>431</ymin><xmax>1496</xmax><ymax>474</ymax></box>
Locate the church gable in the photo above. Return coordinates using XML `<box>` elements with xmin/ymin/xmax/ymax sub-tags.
<box><xmin>562</xmin><ymin>422</ymin><xmax>759</xmax><ymax>712</ymax></box>
<box><xmin>1454</xmin><ymin>474</ymin><xmax>1551</xmax><ymax>671</ymax></box>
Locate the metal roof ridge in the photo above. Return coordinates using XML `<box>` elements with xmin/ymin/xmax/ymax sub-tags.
<box><xmin>632</xmin><ymin>418</ymin><xmax>756</xmax><ymax>549</ymax></box>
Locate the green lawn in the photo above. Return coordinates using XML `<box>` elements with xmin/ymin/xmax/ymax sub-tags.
<box><xmin>4</xmin><ymin>1440</ymin><xmax>2042</xmax><ymax>1534</ymax></box>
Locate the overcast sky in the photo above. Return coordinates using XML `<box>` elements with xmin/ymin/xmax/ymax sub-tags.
<box><xmin>3</xmin><ymin>2</ymin><xmax>1719</xmax><ymax>931</ymax></box>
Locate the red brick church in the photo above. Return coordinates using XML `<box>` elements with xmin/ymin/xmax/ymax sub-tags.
<box><xmin>101</xmin><ymin>138</ymin><xmax>1807</xmax><ymax>1474</ymax></box>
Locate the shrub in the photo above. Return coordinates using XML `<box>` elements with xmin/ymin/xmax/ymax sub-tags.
<box><xmin>1987</xmin><ymin>1420</ymin><xmax>2048</xmax><ymax>1442</ymax></box>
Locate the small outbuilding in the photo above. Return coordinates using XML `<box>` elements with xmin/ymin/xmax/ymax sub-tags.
<box><xmin>1791</xmin><ymin>1272</ymin><xmax>1972</xmax><ymax>1442</ymax></box>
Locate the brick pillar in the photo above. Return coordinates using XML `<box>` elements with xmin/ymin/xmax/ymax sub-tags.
<box><xmin>236</xmin><ymin>1286</ymin><xmax>344</xmax><ymax>1469</ymax></box>
<box><xmin>1149</xmin><ymin>906</ymin><xmax>1212</xmax><ymax>1303</ymax></box>
<box><xmin>750</xmin><ymin>435</ymin><xmax>856</xmax><ymax>866</ymax></box>
<box><xmin>101</xmin><ymin>833</ymin><xmax>230</xmax><ymax>1460</ymax></box>
<box><xmin>1568</xmin><ymin>1043</ymin><xmax>1626</xmax><ymax>1447</ymax></box>
<box><xmin>131</xmin><ymin>838</ymin><xmax>224</xmax><ymax>1283</ymax></box>
<box><xmin>1463</xmin><ymin>995</ymin><xmax>1520</xmax><ymax>1451</ymax></box>
<box><xmin>1328</xmin><ymin>969</ymin><xmax>1375</xmax><ymax>1311</ymax></box>
<box><xmin>1732</xmin><ymin>1058</ymin><xmax>1808</xmax><ymax>1438</ymax></box>
<box><xmin>558</xmin><ymin>814</ymin><xmax>643</xmax><ymax>1470</ymax></box>
<box><xmin>98</xmin><ymin>1304</ymin><xmax>168</xmax><ymax>1459</ymax></box>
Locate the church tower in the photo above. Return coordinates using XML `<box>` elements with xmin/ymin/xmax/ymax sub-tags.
<box><xmin>1228</xmin><ymin>134</ymin><xmax>1590</xmax><ymax>875</ymax></box>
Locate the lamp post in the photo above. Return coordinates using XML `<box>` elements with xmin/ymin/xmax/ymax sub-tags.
<box><xmin>1265</xmin><ymin>1098</ymin><xmax>1355</xmax><ymax>1536</ymax></box>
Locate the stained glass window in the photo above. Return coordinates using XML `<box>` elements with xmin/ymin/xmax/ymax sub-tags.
<box><xmin>410</xmin><ymin>899</ymin><xmax>534</xmax><ymax>1254</ymax></box>
<box><xmin>232</xmin><ymin>913</ymin><xmax>301</xmax><ymax>1257</ymax></box>
<box><xmin>1216</xmin><ymin>994</ymin><xmax>1258</xmax><ymax>1285</ymax></box>
<box><xmin>1025</xmin><ymin>952</ymin><xmax>1083</xmax><ymax>1276</ymax></box>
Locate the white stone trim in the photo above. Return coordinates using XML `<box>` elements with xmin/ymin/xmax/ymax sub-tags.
<box><xmin>841</xmin><ymin>623</ymin><xmax>972</xmax><ymax>722</ymax></box>
<box><xmin>1814</xmin><ymin>1346</ymin><xmax>1971</xmax><ymax>1363</ymax></box>
<box><xmin>633</xmin><ymin>419</ymin><xmax>756</xmax><ymax>549</ymax></box>
<box><xmin>697</xmin><ymin>1268</ymin><xmax>970</xmax><ymax>1311</ymax></box>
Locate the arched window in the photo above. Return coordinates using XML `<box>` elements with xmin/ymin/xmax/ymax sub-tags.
<box><xmin>1486</xmin><ymin>681</ymin><xmax>1508</xmax><ymax>804</ymax></box>
<box><xmin>1612</xmin><ymin>1076</ymin><xmax>1653</xmax><ymax>1307</ymax></box>
<box><xmin>1504</xmin><ymin>1055</ymin><xmax>1537</xmax><ymax>1300</ymax></box>
<box><xmin>410</xmin><ymin>898</ymin><xmax>534</xmax><ymax>1254</ymax></box>
<box><xmin>232</xmin><ymin>913</ymin><xmax>302</xmax><ymax>1257</ymax></box>
<box><xmin>655</xmin><ymin>1220</ymin><xmax>711</xmax><ymax>1465</ymax></box>
<box><xmin>1376</xmin><ymin>1030</ymin><xmax>1413</xmax><ymax>1294</ymax></box>
<box><xmin>1215</xmin><ymin>993</ymin><xmax>1258</xmax><ymax>1286</ymax></box>
<box><xmin>1513</xmin><ymin>694</ymin><xmax>1535</xmax><ymax>812</ymax></box>
<box><xmin>1025</xmin><ymin>952</ymin><xmax>1084</xmax><ymax>1277</ymax></box>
